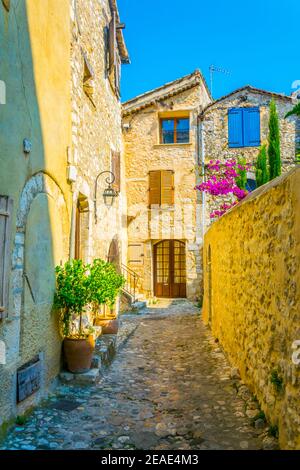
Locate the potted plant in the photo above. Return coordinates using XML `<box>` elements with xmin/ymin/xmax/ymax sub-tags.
<box><xmin>90</xmin><ymin>259</ymin><xmax>125</xmax><ymax>334</ymax></box>
<box><xmin>54</xmin><ymin>259</ymin><xmax>95</xmax><ymax>373</ymax></box>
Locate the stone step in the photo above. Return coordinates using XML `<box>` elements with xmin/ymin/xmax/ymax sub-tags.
<box><xmin>59</xmin><ymin>368</ymin><xmax>100</xmax><ymax>385</ymax></box>
<box><xmin>131</xmin><ymin>300</ymin><xmax>147</xmax><ymax>311</ymax></box>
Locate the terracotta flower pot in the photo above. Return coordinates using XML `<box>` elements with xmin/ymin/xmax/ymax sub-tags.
<box><xmin>63</xmin><ymin>337</ymin><xmax>95</xmax><ymax>373</ymax></box>
<box><xmin>94</xmin><ymin>317</ymin><xmax>119</xmax><ymax>335</ymax></box>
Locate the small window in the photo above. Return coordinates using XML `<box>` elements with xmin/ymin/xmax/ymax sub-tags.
<box><xmin>149</xmin><ymin>170</ymin><xmax>174</xmax><ymax>207</ymax></box>
<box><xmin>245</xmin><ymin>178</ymin><xmax>257</xmax><ymax>192</ymax></box>
<box><xmin>160</xmin><ymin>118</ymin><xmax>189</xmax><ymax>144</ymax></box>
<box><xmin>228</xmin><ymin>107</ymin><xmax>260</xmax><ymax>148</ymax></box>
<box><xmin>111</xmin><ymin>151</ymin><xmax>121</xmax><ymax>192</ymax></box>
<box><xmin>0</xmin><ymin>195</ymin><xmax>13</xmax><ymax>319</ymax></box>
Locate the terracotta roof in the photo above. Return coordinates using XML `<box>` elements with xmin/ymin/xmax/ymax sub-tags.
<box><xmin>201</xmin><ymin>85</ymin><xmax>293</xmax><ymax>115</ymax></box>
<box><xmin>122</xmin><ymin>70</ymin><xmax>211</xmax><ymax>116</ymax></box>
<box><xmin>110</xmin><ymin>0</ymin><xmax>130</xmax><ymax>64</ymax></box>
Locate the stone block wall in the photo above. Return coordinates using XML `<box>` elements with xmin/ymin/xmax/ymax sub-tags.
<box><xmin>202</xmin><ymin>167</ymin><xmax>300</xmax><ymax>449</ymax></box>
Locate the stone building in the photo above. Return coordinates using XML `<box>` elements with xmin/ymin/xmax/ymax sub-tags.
<box><xmin>199</xmin><ymin>86</ymin><xmax>299</xmax><ymax>227</ymax></box>
<box><xmin>0</xmin><ymin>0</ymin><xmax>129</xmax><ymax>433</ymax></box>
<box><xmin>69</xmin><ymin>0</ymin><xmax>129</xmax><ymax>272</ymax></box>
<box><xmin>0</xmin><ymin>0</ymin><xmax>72</xmax><ymax>434</ymax></box>
<box><xmin>122</xmin><ymin>71</ymin><xmax>211</xmax><ymax>300</ymax></box>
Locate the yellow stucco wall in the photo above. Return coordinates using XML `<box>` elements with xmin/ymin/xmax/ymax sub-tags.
<box><xmin>0</xmin><ymin>0</ymin><xmax>71</xmax><ymax>429</ymax></box>
<box><xmin>202</xmin><ymin>167</ymin><xmax>300</xmax><ymax>449</ymax></box>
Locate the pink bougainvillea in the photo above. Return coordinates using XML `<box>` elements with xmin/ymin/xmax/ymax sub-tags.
<box><xmin>196</xmin><ymin>159</ymin><xmax>251</xmax><ymax>219</ymax></box>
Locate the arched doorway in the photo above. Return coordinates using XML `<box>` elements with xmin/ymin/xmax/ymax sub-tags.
<box><xmin>74</xmin><ymin>194</ymin><xmax>89</xmax><ymax>261</ymax></box>
<box><xmin>154</xmin><ymin>240</ymin><xmax>186</xmax><ymax>298</ymax></box>
<box><xmin>107</xmin><ymin>238</ymin><xmax>120</xmax><ymax>271</ymax></box>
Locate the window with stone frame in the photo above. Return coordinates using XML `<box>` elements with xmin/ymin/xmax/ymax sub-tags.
<box><xmin>160</xmin><ymin>118</ymin><xmax>190</xmax><ymax>144</ymax></box>
<box><xmin>82</xmin><ymin>52</ymin><xmax>95</xmax><ymax>105</ymax></box>
<box><xmin>0</xmin><ymin>196</ymin><xmax>13</xmax><ymax>319</ymax></box>
<box><xmin>111</xmin><ymin>150</ymin><xmax>121</xmax><ymax>192</ymax></box>
<box><xmin>107</xmin><ymin>11</ymin><xmax>121</xmax><ymax>98</ymax></box>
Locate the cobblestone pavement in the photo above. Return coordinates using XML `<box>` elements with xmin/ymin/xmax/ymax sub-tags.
<box><xmin>1</xmin><ymin>300</ymin><xmax>269</xmax><ymax>450</ymax></box>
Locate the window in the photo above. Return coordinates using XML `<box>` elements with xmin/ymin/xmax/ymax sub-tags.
<box><xmin>228</xmin><ymin>107</ymin><xmax>260</xmax><ymax>148</ymax></box>
<box><xmin>1</xmin><ymin>1</ymin><xmax>10</xmax><ymax>12</ymax></box>
<box><xmin>160</xmin><ymin>118</ymin><xmax>190</xmax><ymax>144</ymax></box>
<box><xmin>245</xmin><ymin>178</ymin><xmax>257</xmax><ymax>192</ymax></box>
<box><xmin>106</xmin><ymin>11</ymin><xmax>121</xmax><ymax>97</ymax></box>
<box><xmin>111</xmin><ymin>151</ymin><xmax>121</xmax><ymax>192</ymax></box>
<box><xmin>82</xmin><ymin>52</ymin><xmax>95</xmax><ymax>104</ymax></box>
<box><xmin>149</xmin><ymin>170</ymin><xmax>174</xmax><ymax>207</ymax></box>
<box><xmin>0</xmin><ymin>196</ymin><xmax>13</xmax><ymax>319</ymax></box>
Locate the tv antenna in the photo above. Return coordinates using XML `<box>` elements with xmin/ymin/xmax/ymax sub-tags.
<box><xmin>209</xmin><ymin>65</ymin><xmax>231</xmax><ymax>97</ymax></box>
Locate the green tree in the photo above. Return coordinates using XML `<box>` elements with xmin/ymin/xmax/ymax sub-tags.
<box><xmin>285</xmin><ymin>102</ymin><xmax>300</xmax><ymax>118</ymax></box>
<box><xmin>268</xmin><ymin>99</ymin><xmax>281</xmax><ymax>179</ymax></box>
<box><xmin>255</xmin><ymin>144</ymin><xmax>269</xmax><ymax>187</ymax></box>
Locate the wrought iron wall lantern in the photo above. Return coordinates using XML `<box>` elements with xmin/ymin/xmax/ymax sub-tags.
<box><xmin>94</xmin><ymin>171</ymin><xmax>117</xmax><ymax>223</ymax></box>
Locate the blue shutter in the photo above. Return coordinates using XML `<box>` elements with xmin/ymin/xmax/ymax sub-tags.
<box><xmin>243</xmin><ymin>107</ymin><xmax>260</xmax><ymax>147</ymax></box>
<box><xmin>228</xmin><ymin>108</ymin><xmax>243</xmax><ymax>147</ymax></box>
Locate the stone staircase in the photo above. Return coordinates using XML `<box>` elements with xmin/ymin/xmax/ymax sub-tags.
<box><xmin>120</xmin><ymin>263</ymin><xmax>147</xmax><ymax>312</ymax></box>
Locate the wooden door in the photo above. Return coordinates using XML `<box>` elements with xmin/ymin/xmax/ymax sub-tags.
<box><xmin>154</xmin><ymin>240</ymin><xmax>186</xmax><ymax>298</ymax></box>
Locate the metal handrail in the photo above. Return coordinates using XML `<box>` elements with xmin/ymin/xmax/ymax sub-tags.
<box><xmin>121</xmin><ymin>263</ymin><xmax>140</xmax><ymax>303</ymax></box>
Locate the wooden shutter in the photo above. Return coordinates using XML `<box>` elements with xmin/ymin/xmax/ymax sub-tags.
<box><xmin>111</xmin><ymin>151</ymin><xmax>121</xmax><ymax>192</ymax></box>
<box><xmin>103</xmin><ymin>26</ymin><xmax>110</xmax><ymax>76</ymax></box>
<box><xmin>0</xmin><ymin>196</ymin><xmax>13</xmax><ymax>319</ymax></box>
<box><xmin>243</xmin><ymin>107</ymin><xmax>260</xmax><ymax>147</ymax></box>
<box><xmin>161</xmin><ymin>170</ymin><xmax>174</xmax><ymax>206</ymax></box>
<box><xmin>128</xmin><ymin>243</ymin><xmax>144</xmax><ymax>265</ymax></box>
<box><xmin>108</xmin><ymin>12</ymin><xmax>116</xmax><ymax>74</ymax></box>
<box><xmin>228</xmin><ymin>108</ymin><xmax>243</xmax><ymax>148</ymax></box>
<box><xmin>149</xmin><ymin>171</ymin><xmax>161</xmax><ymax>206</ymax></box>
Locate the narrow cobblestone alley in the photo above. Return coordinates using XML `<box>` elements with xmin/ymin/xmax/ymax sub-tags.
<box><xmin>1</xmin><ymin>301</ymin><xmax>266</xmax><ymax>450</ymax></box>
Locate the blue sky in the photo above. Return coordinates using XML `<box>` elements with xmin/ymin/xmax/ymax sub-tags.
<box><xmin>118</xmin><ymin>0</ymin><xmax>299</xmax><ymax>102</ymax></box>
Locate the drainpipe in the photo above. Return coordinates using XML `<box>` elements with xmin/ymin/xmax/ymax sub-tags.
<box><xmin>198</xmin><ymin>116</ymin><xmax>206</xmax><ymax>243</ymax></box>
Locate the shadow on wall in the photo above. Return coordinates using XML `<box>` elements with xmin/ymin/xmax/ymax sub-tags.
<box><xmin>0</xmin><ymin>0</ymin><xmax>70</xmax><ymax>432</ymax></box>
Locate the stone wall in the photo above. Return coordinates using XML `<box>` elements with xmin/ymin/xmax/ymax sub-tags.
<box><xmin>200</xmin><ymin>89</ymin><xmax>298</xmax><ymax>228</ymax></box>
<box><xmin>70</xmin><ymin>0</ymin><xmax>128</xmax><ymax>266</ymax></box>
<box><xmin>0</xmin><ymin>0</ymin><xmax>72</xmax><ymax>431</ymax></box>
<box><xmin>123</xmin><ymin>79</ymin><xmax>211</xmax><ymax>299</ymax></box>
<box><xmin>202</xmin><ymin>167</ymin><xmax>300</xmax><ymax>449</ymax></box>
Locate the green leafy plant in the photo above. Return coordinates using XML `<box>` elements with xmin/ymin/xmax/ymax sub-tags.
<box><xmin>15</xmin><ymin>415</ymin><xmax>27</xmax><ymax>426</ymax></box>
<box><xmin>270</xmin><ymin>369</ymin><xmax>284</xmax><ymax>393</ymax></box>
<box><xmin>268</xmin><ymin>424</ymin><xmax>279</xmax><ymax>439</ymax></box>
<box><xmin>89</xmin><ymin>259</ymin><xmax>125</xmax><ymax>317</ymax></box>
<box><xmin>268</xmin><ymin>99</ymin><xmax>281</xmax><ymax>180</ymax></box>
<box><xmin>54</xmin><ymin>259</ymin><xmax>91</xmax><ymax>338</ymax></box>
<box><xmin>236</xmin><ymin>157</ymin><xmax>247</xmax><ymax>190</ymax></box>
<box><xmin>255</xmin><ymin>144</ymin><xmax>269</xmax><ymax>187</ymax></box>
<box><xmin>251</xmin><ymin>410</ymin><xmax>266</xmax><ymax>426</ymax></box>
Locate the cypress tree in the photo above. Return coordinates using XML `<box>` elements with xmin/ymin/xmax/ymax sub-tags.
<box><xmin>255</xmin><ymin>144</ymin><xmax>269</xmax><ymax>187</ymax></box>
<box><xmin>268</xmin><ymin>99</ymin><xmax>281</xmax><ymax>179</ymax></box>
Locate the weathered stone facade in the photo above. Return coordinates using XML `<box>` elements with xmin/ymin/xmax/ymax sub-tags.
<box><xmin>0</xmin><ymin>0</ymin><xmax>72</xmax><ymax>433</ymax></box>
<box><xmin>199</xmin><ymin>87</ymin><xmax>299</xmax><ymax>227</ymax></box>
<box><xmin>69</xmin><ymin>0</ymin><xmax>129</xmax><ymax>269</ymax></box>
<box><xmin>122</xmin><ymin>71</ymin><xmax>211</xmax><ymax>300</ymax></box>
<box><xmin>0</xmin><ymin>0</ymin><xmax>128</xmax><ymax>434</ymax></box>
<box><xmin>202</xmin><ymin>167</ymin><xmax>300</xmax><ymax>449</ymax></box>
